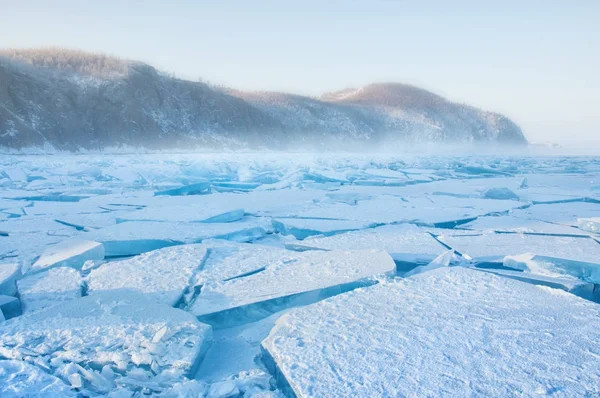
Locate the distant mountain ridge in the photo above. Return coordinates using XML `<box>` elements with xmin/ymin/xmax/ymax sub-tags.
<box><xmin>0</xmin><ymin>48</ymin><xmax>527</xmax><ymax>150</ymax></box>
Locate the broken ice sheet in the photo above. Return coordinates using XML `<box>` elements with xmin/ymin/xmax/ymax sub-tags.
<box><xmin>0</xmin><ymin>291</ymin><xmax>212</xmax><ymax>394</ymax></box>
<box><xmin>262</xmin><ymin>267</ymin><xmax>600</xmax><ymax>397</ymax></box>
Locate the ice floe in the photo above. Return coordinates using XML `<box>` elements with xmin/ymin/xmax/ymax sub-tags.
<box><xmin>262</xmin><ymin>267</ymin><xmax>600</xmax><ymax>397</ymax></box>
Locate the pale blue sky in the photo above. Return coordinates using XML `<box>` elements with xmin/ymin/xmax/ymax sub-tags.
<box><xmin>1</xmin><ymin>0</ymin><xmax>598</xmax><ymax>146</ymax></box>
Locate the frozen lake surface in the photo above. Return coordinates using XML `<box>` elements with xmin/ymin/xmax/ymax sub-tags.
<box><xmin>1</xmin><ymin>154</ymin><xmax>599</xmax><ymax>396</ymax></box>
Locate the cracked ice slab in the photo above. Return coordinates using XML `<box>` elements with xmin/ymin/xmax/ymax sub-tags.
<box><xmin>189</xmin><ymin>249</ymin><xmax>395</xmax><ymax>324</ymax></box>
<box><xmin>87</xmin><ymin>244</ymin><xmax>209</xmax><ymax>306</ymax></box>
<box><xmin>262</xmin><ymin>267</ymin><xmax>600</xmax><ymax>397</ymax></box>
<box><xmin>0</xmin><ymin>291</ymin><xmax>212</xmax><ymax>394</ymax></box>
<box><xmin>17</xmin><ymin>267</ymin><xmax>82</xmax><ymax>313</ymax></box>
<box><xmin>297</xmin><ymin>224</ymin><xmax>447</xmax><ymax>264</ymax></box>
<box><xmin>0</xmin><ymin>360</ymin><xmax>75</xmax><ymax>396</ymax></box>
<box><xmin>29</xmin><ymin>239</ymin><xmax>104</xmax><ymax>275</ymax></box>
<box><xmin>85</xmin><ymin>219</ymin><xmax>271</xmax><ymax>257</ymax></box>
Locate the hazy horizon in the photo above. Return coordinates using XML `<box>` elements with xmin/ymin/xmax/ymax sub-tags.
<box><xmin>2</xmin><ymin>0</ymin><xmax>599</xmax><ymax>148</ymax></box>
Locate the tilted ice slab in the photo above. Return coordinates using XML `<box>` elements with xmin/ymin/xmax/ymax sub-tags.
<box><xmin>272</xmin><ymin>218</ymin><xmax>376</xmax><ymax>240</ymax></box>
<box><xmin>0</xmin><ymin>295</ymin><xmax>21</xmax><ymax>320</ymax></box>
<box><xmin>28</xmin><ymin>239</ymin><xmax>104</xmax><ymax>275</ymax></box>
<box><xmin>262</xmin><ymin>267</ymin><xmax>600</xmax><ymax>397</ymax></box>
<box><xmin>0</xmin><ymin>263</ymin><xmax>21</xmax><ymax>296</ymax></box>
<box><xmin>297</xmin><ymin>224</ymin><xmax>447</xmax><ymax>266</ymax></box>
<box><xmin>436</xmin><ymin>232</ymin><xmax>600</xmax><ymax>282</ymax></box>
<box><xmin>87</xmin><ymin>244</ymin><xmax>209</xmax><ymax>306</ymax></box>
<box><xmin>154</xmin><ymin>180</ymin><xmax>211</xmax><ymax>196</ymax></box>
<box><xmin>0</xmin><ymin>360</ymin><xmax>75</xmax><ymax>397</ymax></box>
<box><xmin>17</xmin><ymin>267</ymin><xmax>82</xmax><ymax>313</ymax></box>
<box><xmin>86</xmin><ymin>219</ymin><xmax>271</xmax><ymax>257</ymax></box>
<box><xmin>0</xmin><ymin>291</ymin><xmax>212</xmax><ymax>394</ymax></box>
<box><xmin>189</xmin><ymin>249</ymin><xmax>395</xmax><ymax>326</ymax></box>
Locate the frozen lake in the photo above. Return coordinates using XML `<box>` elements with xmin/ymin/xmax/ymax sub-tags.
<box><xmin>1</xmin><ymin>153</ymin><xmax>600</xmax><ymax>396</ymax></box>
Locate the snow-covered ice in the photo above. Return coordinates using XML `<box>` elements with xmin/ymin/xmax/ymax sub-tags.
<box><xmin>262</xmin><ymin>267</ymin><xmax>600</xmax><ymax>397</ymax></box>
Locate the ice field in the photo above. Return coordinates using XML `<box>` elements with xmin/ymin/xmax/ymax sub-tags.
<box><xmin>1</xmin><ymin>153</ymin><xmax>600</xmax><ymax>397</ymax></box>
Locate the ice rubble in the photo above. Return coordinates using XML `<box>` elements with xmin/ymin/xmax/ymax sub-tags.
<box><xmin>578</xmin><ymin>217</ymin><xmax>600</xmax><ymax>233</ymax></box>
<box><xmin>0</xmin><ymin>360</ymin><xmax>75</xmax><ymax>396</ymax></box>
<box><xmin>189</xmin><ymin>249</ymin><xmax>395</xmax><ymax>326</ymax></box>
<box><xmin>29</xmin><ymin>239</ymin><xmax>104</xmax><ymax>274</ymax></box>
<box><xmin>0</xmin><ymin>291</ymin><xmax>212</xmax><ymax>394</ymax></box>
<box><xmin>262</xmin><ymin>267</ymin><xmax>600</xmax><ymax>397</ymax></box>
<box><xmin>87</xmin><ymin>244</ymin><xmax>209</xmax><ymax>306</ymax></box>
<box><xmin>17</xmin><ymin>267</ymin><xmax>82</xmax><ymax>313</ymax></box>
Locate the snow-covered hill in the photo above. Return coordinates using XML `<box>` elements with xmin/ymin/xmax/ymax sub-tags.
<box><xmin>0</xmin><ymin>48</ymin><xmax>527</xmax><ymax>150</ymax></box>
